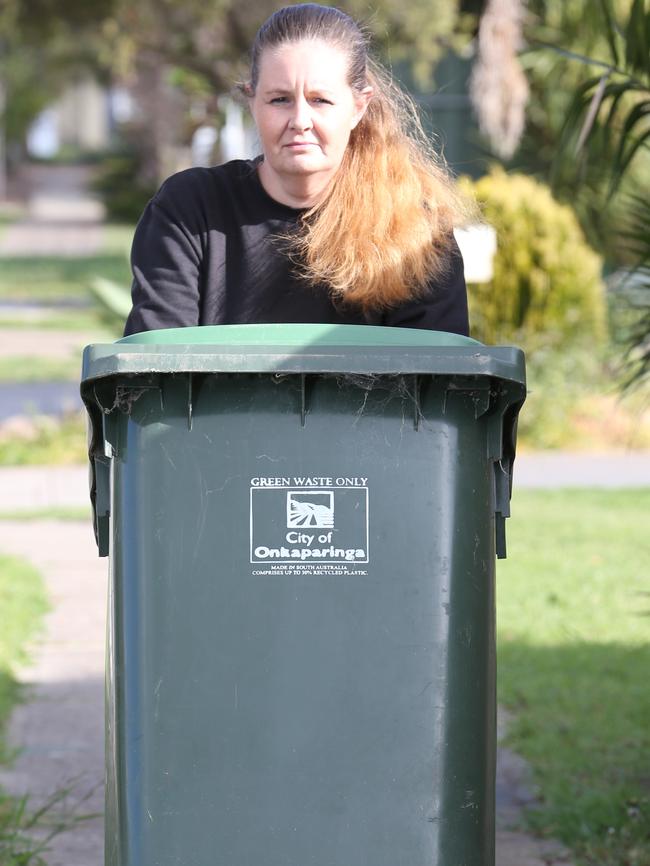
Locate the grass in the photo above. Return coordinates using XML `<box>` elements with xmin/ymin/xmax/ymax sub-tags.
<box><xmin>0</xmin><ymin>553</ymin><xmax>49</xmax><ymax>863</ymax></box>
<box><xmin>0</xmin><ymin>554</ymin><xmax>47</xmax><ymax>761</ymax></box>
<box><xmin>0</xmin><ymin>552</ymin><xmax>88</xmax><ymax>864</ymax></box>
<box><xmin>0</xmin><ymin>310</ymin><xmax>118</xmax><ymax>335</ymax></box>
<box><xmin>0</xmin><ymin>508</ymin><xmax>91</xmax><ymax>522</ymax></box>
<box><xmin>0</xmin><ymin>789</ymin><xmax>83</xmax><ymax>865</ymax></box>
<box><xmin>0</xmin><ymin>356</ymin><xmax>83</xmax><ymax>383</ymax></box>
<box><xmin>0</xmin><ymin>223</ymin><xmax>132</xmax><ymax>338</ymax></box>
<box><xmin>0</xmin><ymin>218</ymin><xmax>133</xmax><ymax>308</ymax></box>
<box><xmin>0</xmin><ymin>206</ymin><xmax>27</xmax><ymax>242</ymax></box>
<box><xmin>101</xmin><ymin>224</ymin><xmax>135</xmax><ymax>256</ymax></box>
<box><xmin>0</xmin><ymin>255</ymin><xmax>132</xmax><ymax>305</ymax></box>
<box><xmin>0</xmin><ymin>413</ymin><xmax>88</xmax><ymax>466</ymax></box>
<box><xmin>498</xmin><ymin>488</ymin><xmax>650</xmax><ymax>866</ymax></box>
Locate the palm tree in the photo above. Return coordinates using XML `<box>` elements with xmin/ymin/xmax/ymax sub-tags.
<box><xmin>551</xmin><ymin>0</ymin><xmax>650</xmax><ymax>385</ymax></box>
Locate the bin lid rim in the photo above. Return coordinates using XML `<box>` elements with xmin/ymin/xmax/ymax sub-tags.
<box><xmin>116</xmin><ymin>323</ymin><xmax>482</xmax><ymax>349</ymax></box>
<box><xmin>83</xmin><ymin>325</ymin><xmax>526</xmax><ymax>389</ymax></box>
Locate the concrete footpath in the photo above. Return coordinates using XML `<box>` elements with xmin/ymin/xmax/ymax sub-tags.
<box><xmin>0</xmin><ymin>521</ymin><xmax>105</xmax><ymax>866</ymax></box>
<box><xmin>3</xmin><ymin>453</ymin><xmax>647</xmax><ymax>865</ymax></box>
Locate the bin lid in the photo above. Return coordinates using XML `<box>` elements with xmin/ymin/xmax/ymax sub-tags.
<box><xmin>81</xmin><ymin>324</ymin><xmax>525</xmax><ymax>384</ymax></box>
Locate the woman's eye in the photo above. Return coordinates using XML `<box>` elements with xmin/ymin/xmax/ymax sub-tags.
<box><xmin>270</xmin><ymin>96</ymin><xmax>289</xmax><ymax>104</ymax></box>
<box><xmin>312</xmin><ymin>97</ymin><xmax>333</xmax><ymax>105</ymax></box>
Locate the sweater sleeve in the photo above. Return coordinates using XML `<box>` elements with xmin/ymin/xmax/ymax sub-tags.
<box><xmin>381</xmin><ymin>238</ymin><xmax>470</xmax><ymax>336</ymax></box>
<box><xmin>123</xmin><ymin>179</ymin><xmax>204</xmax><ymax>337</ymax></box>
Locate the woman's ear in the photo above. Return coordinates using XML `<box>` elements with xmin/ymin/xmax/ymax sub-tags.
<box><xmin>352</xmin><ymin>86</ymin><xmax>374</xmax><ymax>129</ymax></box>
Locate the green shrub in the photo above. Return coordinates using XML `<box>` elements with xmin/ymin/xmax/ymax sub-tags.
<box><xmin>516</xmin><ymin>343</ymin><xmax>602</xmax><ymax>449</ymax></box>
<box><xmin>460</xmin><ymin>169</ymin><xmax>607</xmax><ymax>347</ymax></box>
<box><xmin>92</xmin><ymin>149</ymin><xmax>156</xmax><ymax>223</ymax></box>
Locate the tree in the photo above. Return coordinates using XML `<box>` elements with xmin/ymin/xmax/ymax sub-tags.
<box><xmin>1</xmin><ymin>0</ymin><xmax>468</xmax><ymax>188</ymax></box>
<box><xmin>102</xmin><ymin>0</ymin><xmax>465</xmax><ymax>92</ymax></box>
<box><xmin>549</xmin><ymin>0</ymin><xmax>650</xmax><ymax>384</ymax></box>
<box><xmin>103</xmin><ymin>0</ymin><xmax>466</xmax><ymax>163</ymax></box>
<box><xmin>89</xmin><ymin>0</ymin><xmax>469</xmax><ymax>186</ymax></box>
<box><xmin>0</xmin><ymin>0</ymin><xmax>118</xmax><ymax>179</ymax></box>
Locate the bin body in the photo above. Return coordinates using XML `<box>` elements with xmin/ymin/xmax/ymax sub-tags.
<box><xmin>81</xmin><ymin>324</ymin><xmax>525</xmax><ymax>866</ymax></box>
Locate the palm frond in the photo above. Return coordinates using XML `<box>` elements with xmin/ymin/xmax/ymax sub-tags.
<box><xmin>533</xmin><ymin>40</ymin><xmax>621</xmax><ymax>74</ymax></box>
<box><xmin>597</xmin><ymin>0</ymin><xmax>621</xmax><ymax>65</ymax></box>
<box><xmin>610</xmin><ymin>101</ymin><xmax>650</xmax><ymax>193</ymax></box>
<box><xmin>624</xmin><ymin>0</ymin><xmax>650</xmax><ymax>75</ymax></box>
<box><xmin>575</xmin><ymin>73</ymin><xmax>610</xmax><ymax>153</ymax></box>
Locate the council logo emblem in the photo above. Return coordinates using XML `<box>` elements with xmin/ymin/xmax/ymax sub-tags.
<box><xmin>286</xmin><ymin>492</ymin><xmax>334</xmax><ymax>529</ymax></box>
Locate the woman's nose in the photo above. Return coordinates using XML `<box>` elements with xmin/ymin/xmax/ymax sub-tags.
<box><xmin>289</xmin><ymin>98</ymin><xmax>313</xmax><ymax>131</ymax></box>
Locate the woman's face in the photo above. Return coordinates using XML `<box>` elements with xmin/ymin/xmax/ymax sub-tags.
<box><xmin>250</xmin><ymin>39</ymin><xmax>371</xmax><ymax>200</ymax></box>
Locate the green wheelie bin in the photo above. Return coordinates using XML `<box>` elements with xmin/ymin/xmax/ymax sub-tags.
<box><xmin>81</xmin><ymin>323</ymin><xmax>526</xmax><ymax>866</ymax></box>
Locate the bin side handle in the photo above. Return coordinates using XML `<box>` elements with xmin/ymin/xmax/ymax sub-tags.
<box><xmin>489</xmin><ymin>395</ymin><xmax>525</xmax><ymax>559</ymax></box>
<box><xmin>82</xmin><ymin>387</ymin><xmax>115</xmax><ymax>557</ymax></box>
<box><xmin>93</xmin><ymin>457</ymin><xmax>111</xmax><ymax>556</ymax></box>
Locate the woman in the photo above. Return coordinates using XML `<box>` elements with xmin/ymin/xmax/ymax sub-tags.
<box><xmin>123</xmin><ymin>3</ymin><xmax>472</xmax><ymax>337</ymax></box>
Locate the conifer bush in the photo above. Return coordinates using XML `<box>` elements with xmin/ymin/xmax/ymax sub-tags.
<box><xmin>460</xmin><ymin>168</ymin><xmax>606</xmax><ymax>347</ymax></box>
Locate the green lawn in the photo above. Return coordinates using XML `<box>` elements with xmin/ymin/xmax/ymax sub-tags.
<box><xmin>0</xmin><ymin>207</ymin><xmax>27</xmax><ymax>242</ymax></box>
<box><xmin>0</xmin><ymin>222</ymin><xmax>133</xmax><ymax>309</ymax></box>
<box><xmin>0</xmin><ymin>413</ymin><xmax>88</xmax><ymax>466</ymax></box>
<box><xmin>0</xmin><ymin>255</ymin><xmax>131</xmax><ymax>305</ymax></box>
<box><xmin>0</xmin><ymin>553</ymin><xmax>47</xmax><ymax>760</ymax></box>
<box><xmin>0</xmin><ymin>507</ymin><xmax>91</xmax><ymax>522</ymax></box>
<box><xmin>0</xmin><ymin>225</ymin><xmax>132</xmax><ymax>340</ymax></box>
<box><xmin>0</xmin><ymin>552</ymin><xmax>47</xmax><ymax>760</ymax></box>
<box><xmin>0</xmin><ymin>356</ymin><xmax>82</xmax><ymax>383</ymax></box>
<box><xmin>0</xmin><ymin>311</ymin><xmax>118</xmax><ymax>334</ymax></box>
<box><xmin>0</xmin><ymin>550</ymin><xmax>55</xmax><ymax>864</ymax></box>
<box><xmin>498</xmin><ymin>488</ymin><xmax>650</xmax><ymax>866</ymax></box>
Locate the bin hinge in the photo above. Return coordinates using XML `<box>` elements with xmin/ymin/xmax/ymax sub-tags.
<box><xmin>186</xmin><ymin>373</ymin><xmax>210</xmax><ymax>430</ymax></box>
<box><xmin>300</xmin><ymin>374</ymin><xmax>309</xmax><ymax>427</ymax></box>
<box><xmin>413</xmin><ymin>375</ymin><xmax>422</xmax><ymax>430</ymax></box>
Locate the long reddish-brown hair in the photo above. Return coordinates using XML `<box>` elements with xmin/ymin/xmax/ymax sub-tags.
<box><xmin>247</xmin><ymin>4</ymin><xmax>473</xmax><ymax>309</ymax></box>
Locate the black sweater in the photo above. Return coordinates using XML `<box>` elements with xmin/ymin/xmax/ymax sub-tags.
<box><xmin>123</xmin><ymin>159</ymin><xmax>470</xmax><ymax>337</ymax></box>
